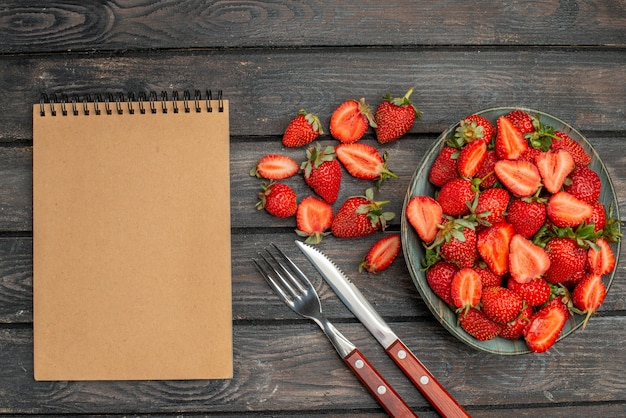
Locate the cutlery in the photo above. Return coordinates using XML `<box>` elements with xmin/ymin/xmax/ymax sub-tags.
<box><xmin>296</xmin><ymin>240</ymin><xmax>471</xmax><ymax>418</ymax></box>
<box><xmin>254</xmin><ymin>244</ymin><xmax>418</xmax><ymax>418</ymax></box>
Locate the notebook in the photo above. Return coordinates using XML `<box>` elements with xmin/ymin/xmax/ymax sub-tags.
<box><xmin>32</xmin><ymin>91</ymin><xmax>232</xmax><ymax>381</ymax></box>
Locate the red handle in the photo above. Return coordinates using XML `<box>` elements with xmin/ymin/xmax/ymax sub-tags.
<box><xmin>344</xmin><ymin>348</ymin><xmax>418</xmax><ymax>418</ymax></box>
<box><xmin>387</xmin><ymin>339</ymin><xmax>470</xmax><ymax>418</ymax></box>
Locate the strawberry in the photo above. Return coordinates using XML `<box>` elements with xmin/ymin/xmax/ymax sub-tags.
<box><xmin>544</xmin><ymin>237</ymin><xmax>588</xmax><ymax>284</ymax></box>
<box><xmin>507</xmin><ymin>277</ymin><xmax>552</xmax><ymax>307</ymax></box>
<box><xmin>330</xmin><ymin>98</ymin><xmax>376</xmax><ymax>144</ymax></box>
<box><xmin>359</xmin><ymin>234</ymin><xmax>401</xmax><ymax>273</ymax></box>
<box><xmin>586</xmin><ymin>201</ymin><xmax>607</xmax><ymax>232</ymax></box>
<box><xmin>428</xmin><ymin>146</ymin><xmax>459</xmax><ymax>187</ymax></box>
<box><xmin>475</xmin><ymin>187</ymin><xmax>510</xmax><ymax>225</ymax></box>
<box><xmin>335</xmin><ymin>143</ymin><xmax>398</xmax><ymax>188</ymax></box>
<box><xmin>508</xmin><ymin>234</ymin><xmax>551</xmax><ymax>284</ymax></box>
<box><xmin>331</xmin><ymin>188</ymin><xmax>395</xmax><ymax>239</ymax></box>
<box><xmin>494</xmin><ymin>159</ymin><xmax>541</xmax><ymax>197</ymax></box>
<box><xmin>563</xmin><ymin>165</ymin><xmax>602</xmax><ymax>204</ymax></box>
<box><xmin>505</xmin><ymin>197</ymin><xmax>547</xmax><ymax>239</ymax></box>
<box><xmin>477</xmin><ymin>222</ymin><xmax>515</xmax><ymax>276</ymax></box>
<box><xmin>436</xmin><ymin>178</ymin><xmax>475</xmax><ymax>216</ymax></box>
<box><xmin>475</xmin><ymin>149</ymin><xmax>498</xmax><ymax>189</ymax></box>
<box><xmin>450</xmin><ymin>267</ymin><xmax>482</xmax><ymax>313</ymax></box>
<box><xmin>475</xmin><ymin>264</ymin><xmax>502</xmax><ymax>288</ymax></box>
<box><xmin>523</xmin><ymin>297</ymin><xmax>570</xmax><ymax>353</ymax></box>
<box><xmin>495</xmin><ymin>116</ymin><xmax>529</xmax><ymax>160</ymax></box>
<box><xmin>458</xmin><ymin>307</ymin><xmax>500</xmax><ymax>341</ymax></box>
<box><xmin>534</xmin><ymin>149</ymin><xmax>575</xmax><ymax>194</ymax></box>
<box><xmin>282</xmin><ymin>109</ymin><xmax>324</xmax><ymax>147</ymax></box>
<box><xmin>256</xmin><ymin>182</ymin><xmax>297</xmax><ymax>218</ymax></box>
<box><xmin>518</xmin><ymin>147</ymin><xmax>543</xmax><ymax>164</ymax></box>
<box><xmin>301</xmin><ymin>144</ymin><xmax>342</xmax><ymax>204</ymax></box>
<box><xmin>454</xmin><ymin>114</ymin><xmax>495</xmax><ymax>144</ymax></box>
<box><xmin>587</xmin><ymin>237</ymin><xmax>616</xmax><ymax>276</ymax></box>
<box><xmin>457</xmin><ymin>139</ymin><xmax>488</xmax><ymax>178</ymax></box>
<box><xmin>551</xmin><ymin>131</ymin><xmax>591</xmax><ymax>167</ymax></box>
<box><xmin>406</xmin><ymin>195</ymin><xmax>443</xmax><ymax>242</ymax></box>
<box><xmin>481</xmin><ymin>286</ymin><xmax>523</xmax><ymax>324</ymax></box>
<box><xmin>295</xmin><ymin>196</ymin><xmax>333</xmax><ymax>244</ymax></box>
<box><xmin>439</xmin><ymin>221</ymin><xmax>479</xmax><ymax>268</ymax></box>
<box><xmin>572</xmin><ymin>273</ymin><xmax>606</xmax><ymax>330</ymax></box>
<box><xmin>374</xmin><ymin>88</ymin><xmax>422</xmax><ymax>143</ymax></box>
<box><xmin>505</xmin><ymin>110</ymin><xmax>535</xmax><ymax>135</ymax></box>
<box><xmin>499</xmin><ymin>305</ymin><xmax>533</xmax><ymax>340</ymax></box>
<box><xmin>547</xmin><ymin>191</ymin><xmax>593</xmax><ymax>228</ymax></box>
<box><xmin>426</xmin><ymin>261</ymin><xmax>458</xmax><ymax>306</ymax></box>
<box><xmin>251</xmin><ymin>154</ymin><xmax>299</xmax><ymax>180</ymax></box>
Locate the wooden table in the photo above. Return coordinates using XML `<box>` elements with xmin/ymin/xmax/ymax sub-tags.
<box><xmin>1</xmin><ymin>1</ymin><xmax>625</xmax><ymax>416</ymax></box>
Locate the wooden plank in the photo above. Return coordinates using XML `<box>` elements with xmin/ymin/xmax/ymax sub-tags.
<box><xmin>0</xmin><ymin>0</ymin><xmax>625</xmax><ymax>53</ymax></box>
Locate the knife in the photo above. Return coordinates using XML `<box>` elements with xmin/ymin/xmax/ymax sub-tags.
<box><xmin>296</xmin><ymin>240</ymin><xmax>470</xmax><ymax>418</ymax></box>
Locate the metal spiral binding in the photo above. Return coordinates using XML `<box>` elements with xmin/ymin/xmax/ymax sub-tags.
<box><xmin>39</xmin><ymin>90</ymin><xmax>224</xmax><ymax>116</ymax></box>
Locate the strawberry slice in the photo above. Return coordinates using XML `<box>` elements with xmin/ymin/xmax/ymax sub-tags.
<box><xmin>335</xmin><ymin>143</ymin><xmax>397</xmax><ymax>187</ymax></box>
<box><xmin>295</xmin><ymin>196</ymin><xmax>334</xmax><ymax>244</ymax></box>
<box><xmin>330</xmin><ymin>98</ymin><xmax>377</xmax><ymax>144</ymax></box>
<box><xmin>508</xmin><ymin>234</ymin><xmax>551</xmax><ymax>284</ymax></box>
<box><xmin>523</xmin><ymin>298</ymin><xmax>570</xmax><ymax>353</ymax></box>
<box><xmin>495</xmin><ymin>116</ymin><xmax>528</xmax><ymax>160</ymax></box>
<box><xmin>547</xmin><ymin>191</ymin><xmax>594</xmax><ymax>228</ymax></box>
<box><xmin>534</xmin><ymin>149</ymin><xmax>575</xmax><ymax>194</ymax></box>
<box><xmin>450</xmin><ymin>267</ymin><xmax>482</xmax><ymax>313</ymax></box>
<box><xmin>457</xmin><ymin>138</ymin><xmax>487</xmax><ymax>178</ymax></box>
<box><xmin>406</xmin><ymin>195</ymin><xmax>443</xmax><ymax>242</ymax></box>
<box><xmin>477</xmin><ymin>222</ymin><xmax>515</xmax><ymax>276</ymax></box>
<box><xmin>251</xmin><ymin>154</ymin><xmax>299</xmax><ymax>180</ymax></box>
<box><xmin>572</xmin><ymin>273</ymin><xmax>606</xmax><ymax>330</ymax></box>
<box><xmin>587</xmin><ymin>237</ymin><xmax>616</xmax><ymax>276</ymax></box>
<box><xmin>359</xmin><ymin>234</ymin><xmax>401</xmax><ymax>273</ymax></box>
<box><xmin>494</xmin><ymin>159</ymin><xmax>541</xmax><ymax>197</ymax></box>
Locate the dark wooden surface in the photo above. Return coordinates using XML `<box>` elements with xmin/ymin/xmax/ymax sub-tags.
<box><xmin>1</xmin><ymin>1</ymin><xmax>625</xmax><ymax>416</ymax></box>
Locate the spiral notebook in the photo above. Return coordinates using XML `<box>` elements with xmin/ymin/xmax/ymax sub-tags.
<box><xmin>32</xmin><ymin>91</ymin><xmax>232</xmax><ymax>381</ymax></box>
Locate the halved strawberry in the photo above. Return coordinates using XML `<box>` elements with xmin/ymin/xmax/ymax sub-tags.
<box><xmin>495</xmin><ymin>116</ymin><xmax>529</xmax><ymax>160</ymax></box>
<box><xmin>330</xmin><ymin>98</ymin><xmax>376</xmax><ymax>144</ymax></box>
<box><xmin>477</xmin><ymin>222</ymin><xmax>515</xmax><ymax>276</ymax></box>
<box><xmin>523</xmin><ymin>298</ymin><xmax>570</xmax><ymax>353</ymax></box>
<box><xmin>534</xmin><ymin>149</ymin><xmax>575</xmax><ymax>194</ymax></box>
<box><xmin>295</xmin><ymin>196</ymin><xmax>334</xmax><ymax>244</ymax></box>
<box><xmin>457</xmin><ymin>139</ymin><xmax>487</xmax><ymax>178</ymax></box>
<box><xmin>335</xmin><ymin>143</ymin><xmax>397</xmax><ymax>187</ymax></box>
<box><xmin>359</xmin><ymin>234</ymin><xmax>401</xmax><ymax>273</ymax></box>
<box><xmin>458</xmin><ymin>307</ymin><xmax>500</xmax><ymax>341</ymax></box>
<box><xmin>547</xmin><ymin>191</ymin><xmax>594</xmax><ymax>228</ymax></box>
<box><xmin>406</xmin><ymin>195</ymin><xmax>443</xmax><ymax>242</ymax></box>
<box><xmin>587</xmin><ymin>237</ymin><xmax>616</xmax><ymax>276</ymax></box>
<box><xmin>494</xmin><ymin>159</ymin><xmax>541</xmax><ymax>197</ymax></box>
<box><xmin>450</xmin><ymin>267</ymin><xmax>482</xmax><ymax>313</ymax></box>
<box><xmin>481</xmin><ymin>286</ymin><xmax>523</xmax><ymax>324</ymax></box>
<box><xmin>508</xmin><ymin>234</ymin><xmax>551</xmax><ymax>284</ymax></box>
<box><xmin>572</xmin><ymin>273</ymin><xmax>606</xmax><ymax>330</ymax></box>
<box><xmin>251</xmin><ymin>154</ymin><xmax>299</xmax><ymax>180</ymax></box>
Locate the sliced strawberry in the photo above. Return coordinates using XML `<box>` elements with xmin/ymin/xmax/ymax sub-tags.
<box><xmin>547</xmin><ymin>191</ymin><xmax>594</xmax><ymax>228</ymax></box>
<box><xmin>523</xmin><ymin>298</ymin><xmax>570</xmax><ymax>353</ymax></box>
<box><xmin>359</xmin><ymin>234</ymin><xmax>401</xmax><ymax>273</ymax></box>
<box><xmin>534</xmin><ymin>149</ymin><xmax>575</xmax><ymax>194</ymax></box>
<box><xmin>330</xmin><ymin>98</ymin><xmax>376</xmax><ymax>144</ymax></box>
<box><xmin>477</xmin><ymin>222</ymin><xmax>515</xmax><ymax>276</ymax></box>
<box><xmin>572</xmin><ymin>273</ymin><xmax>606</xmax><ymax>330</ymax></box>
<box><xmin>481</xmin><ymin>286</ymin><xmax>523</xmax><ymax>324</ymax></box>
<box><xmin>587</xmin><ymin>237</ymin><xmax>616</xmax><ymax>276</ymax></box>
<box><xmin>450</xmin><ymin>267</ymin><xmax>482</xmax><ymax>313</ymax></box>
<box><xmin>335</xmin><ymin>143</ymin><xmax>397</xmax><ymax>187</ymax></box>
<box><xmin>457</xmin><ymin>139</ymin><xmax>487</xmax><ymax>178</ymax></box>
<box><xmin>458</xmin><ymin>307</ymin><xmax>500</xmax><ymax>341</ymax></box>
<box><xmin>495</xmin><ymin>116</ymin><xmax>529</xmax><ymax>160</ymax></box>
<box><xmin>508</xmin><ymin>234</ymin><xmax>551</xmax><ymax>284</ymax></box>
<box><xmin>494</xmin><ymin>159</ymin><xmax>541</xmax><ymax>197</ymax></box>
<box><xmin>295</xmin><ymin>196</ymin><xmax>334</xmax><ymax>244</ymax></box>
<box><xmin>251</xmin><ymin>154</ymin><xmax>299</xmax><ymax>180</ymax></box>
<box><xmin>406</xmin><ymin>195</ymin><xmax>443</xmax><ymax>242</ymax></box>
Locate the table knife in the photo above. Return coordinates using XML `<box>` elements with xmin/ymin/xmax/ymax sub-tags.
<box><xmin>296</xmin><ymin>240</ymin><xmax>470</xmax><ymax>418</ymax></box>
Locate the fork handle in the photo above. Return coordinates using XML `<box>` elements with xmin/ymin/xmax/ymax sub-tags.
<box><xmin>344</xmin><ymin>348</ymin><xmax>418</xmax><ymax>418</ymax></box>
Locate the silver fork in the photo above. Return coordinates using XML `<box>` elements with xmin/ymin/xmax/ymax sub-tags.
<box><xmin>254</xmin><ymin>244</ymin><xmax>418</xmax><ymax>418</ymax></box>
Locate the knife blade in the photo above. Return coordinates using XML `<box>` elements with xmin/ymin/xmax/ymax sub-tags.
<box><xmin>296</xmin><ymin>240</ymin><xmax>470</xmax><ymax>418</ymax></box>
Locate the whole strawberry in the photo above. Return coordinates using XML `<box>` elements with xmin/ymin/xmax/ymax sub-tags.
<box><xmin>454</xmin><ymin>114</ymin><xmax>495</xmax><ymax>144</ymax></box>
<box><xmin>331</xmin><ymin>188</ymin><xmax>395</xmax><ymax>239</ymax></box>
<box><xmin>507</xmin><ymin>277</ymin><xmax>551</xmax><ymax>307</ymax></box>
<box><xmin>282</xmin><ymin>109</ymin><xmax>324</xmax><ymax>147</ymax></box>
<box><xmin>426</xmin><ymin>261</ymin><xmax>458</xmax><ymax>306</ymax></box>
<box><xmin>551</xmin><ymin>131</ymin><xmax>591</xmax><ymax>166</ymax></box>
<box><xmin>505</xmin><ymin>197</ymin><xmax>547</xmax><ymax>239</ymax></box>
<box><xmin>458</xmin><ymin>307</ymin><xmax>500</xmax><ymax>341</ymax></box>
<box><xmin>256</xmin><ymin>182</ymin><xmax>297</xmax><ymax>218</ymax></box>
<box><xmin>301</xmin><ymin>144</ymin><xmax>342</xmax><ymax>204</ymax></box>
<box><xmin>543</xmin><ymin>237</ymin><xmax>587</xmax><ymax>284</ymax></box>
<box><xmin>428</xmin><ymin>146</ymin><xmax>459</xmax><ymax>187</ymax></box>
<box><xmin>475</xmin><ymin>187</ymin><xmax>510</xmax><ymax>225</ymax></box>
<box><xmin>437</xmin><ymin>219</ymin><xmax>479</xmax><ymax>269</ymax></box>
<box><xmin>436</xmin><ymin>178</ymin><xmax>475</xmax><ymax>217</ymax></box>
<box><xmin>504</xmin><ymin>109</ymin><xmax>535</xmax><ymax>135</ymax></box>
<box><xmin>499</xmin><ymin>305</ymin><xmax>533</xmax><ymax>340</ymax></box>
<box><xmin>374</xmin><ymin>88</ymin><xmax>422</xmax><ymax>143</ymax></box>
<box><xmin>564</xmin><ymin>165</ymin><xmax>601</xmax><ymax>204</ymax></box>
<box><xmin>481</xmin><ymin>286</ymin><xmax>523</xmax><ymax>324</ymax></box>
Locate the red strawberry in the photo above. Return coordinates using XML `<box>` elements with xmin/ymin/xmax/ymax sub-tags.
<box><xmin>508</xmin><ymin>234</ymin><xmax>551</xmax><ymax>284</ymax></box>
<box><xmin>586</xmin><ymin>201</ymin><xmax>607</xmax><ymax>232</ymax></box>
<box><xmin>455</xmin><ymin>114</ymin><xmax>496</xmax><ymax>144</ymax></box>
<box><xmin>282</xmin><ymin>109</ymin><xmax>324</xmax><ymax>147</ymax></box>
<box><xmin>458</xmin><ymin>308</ymin><xmax>500</xmax><ymax>341</ymax></box>
<box><xmin>374</xmin><ymin>88</ymin><xmax>422</xmax><ymax>143</ymax></box>
<box><xmin>429</xmin><ymin>146</ymin><xmax>459</xmax><ymax>187</ymax></box>
<box><xmin>481</xmin><ymin>286</ymin><xmax>523</xmax><ymax>324</ymax></box>
<box><xmin>475</xmin><ymin>149</ymin><xmax>498</xmax><ymax>189</ymax></box>
<box><xmin>450</xmin><ymin>268</ymin><xmax>482</xmax><ymax>312</ymax></box>
<box><xmin>564</xmin><ymin>165</ymin><xmax>602</xmax><ymax>204</ymax></box>
<box><xmin>523</xmin><ymin>298</ymin><xmax>571</xmax><ymax>353</ymax></box>
<box><xmin>359</xmin><ymin>234</ymin><xmax>401</xmax><ymax>273</ymax></box>
<box><xmin>331</xmin><ymin>188</ymin><xmax>395</xmax><ymax>239</ymax></box>
<box><xmin>256</xmin><ymin>182</ymin><xmax>297</xmax><ymax>218</ymax></box>
<box><xmin>534</xmin><ymin>149</ymin><xmax>575</xmax><ymax>194</ymax></box>
<box><xmin>295</xmin><ymin>196</ymin><xmax>333</xmax><ymax>244</ymax></box>
<box><xmin>587</xmin><ymin>237</ymin><xmax>616</xmax><ymax>276</ymax></box>
<box><xmin>330</xmin><ymin>98</ymin><xmax>376</xmax><ymax>144</ymax></box>
<box><xmin>475</xmin><ymin>187</ymin><xmax>510</xmax><ymax>225</ymax></box>
<box><xmin>572</xmin><ymin>273</ymin><xmax>606</xmax><ymax>330</ymax></box>
<box><xmin>494</xmin><ymin>159</ymin><xmax>541</xmax><ymax>197</ymax></box>
<box><xmin>457</xmin><ymin>139</ymin><xmax>488</xmax><ymax>178</ymax></box>
<box><xmin>551</xmin><ymin>131</ymin><xmax>591</xmax><ymax>166</ymax></box>
<box><xmin>495</xmin><ymin>116</ymin><xmax>529</xmax><ymax>160</ymax></box>
<box><xmin>505</xmin><ymin>110</ymin><xmax>535</xmax><ymax>135</ymax></box>
<box><xmin>544</xmin><ymin>237</ymin><xmax>588</xmax><ymax>284</ymax></box>
<box><xmin>499</xmin><ymin>305</ymin><xmax>533</xmax><ymax>340</ymax></box>
<box><xmin>507</xmin><ymin>277</ymin><xmax>552</xmax><ymax>307</ymax></box>
<box><xmin>475</xmin><ymin>264</ymin><xmax>502</xmax><ymax>288</ymax></box>
<box><xmin>505</xmin><ymin>197</ymin><xmax>547</xmax><ymax>239</ymax></box>
<box><xmin>439</xmin><ymin>222</ymin><xmax>479</xmax><ymax>268</ymax></box>
<box><xmin>301</xmin><ymin>144</ymin><xmax>342</xmax><ymax>204</ymax></box>
<box><xmin>477</xmin><ymin>222</ymin><xmax>515</xmax><ymax>276</ymax></box>
<box><xmin>406</xmin><ymin>195</ymin><xmax>443</xmax><ymax>242</ymax></box>
<box><xmin>547</xmin><ymin>191</ymin><xmax>593</xmax><ymax>228</ymax></box>
<box><xmin>426</xmin><ymin>261</ymin><xmax>458</xmax><ymax>306</ymax></box>
<box><xmin>436</xmin><ymin>178</ymin><xmax>475</xmax><ymax>216</ymax></box>
<box><xmin>251</xmin><ymin>154</ymin><xmax>299</xmax><ymax>180</ymax></box>
<box><xmin>335</xmin><ymin>143</ymin><xmax>398</xmax><ymax>187</ymax></box>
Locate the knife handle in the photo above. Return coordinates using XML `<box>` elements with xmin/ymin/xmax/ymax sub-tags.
<box><xmin>387</xmin><ymin>339</ymin><xmax>470</xmax><ymax>418</ymax></box>
<box><xmin>344</xmin><ymin>348</ymin><xmax>418</xmax><ymax>418</ymax></box>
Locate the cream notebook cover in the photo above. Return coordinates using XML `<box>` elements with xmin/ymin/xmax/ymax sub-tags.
<box><xmin>33</xmin><ymin>91</ymin><xmax>232</xmax><ymax>381</ymax></box>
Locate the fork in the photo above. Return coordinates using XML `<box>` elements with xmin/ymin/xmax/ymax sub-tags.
<box><xmin>254</xmin><ymin>244</ymin><xmax>418</xmax><ymax>418</ymax></box>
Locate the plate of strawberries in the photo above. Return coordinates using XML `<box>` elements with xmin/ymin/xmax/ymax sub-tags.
<box><xmin>401</xmin><ymin>107</ymin><xmax>621</xmax><ymax>354</ymax></box>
